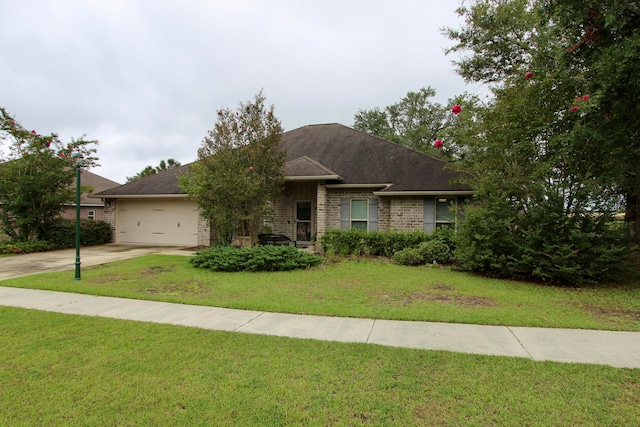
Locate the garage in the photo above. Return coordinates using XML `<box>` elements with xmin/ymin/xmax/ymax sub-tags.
<box><xmin>116</xmin><ymin>198</ymin><xmax>200</xmax><ymax>246</ymax></box>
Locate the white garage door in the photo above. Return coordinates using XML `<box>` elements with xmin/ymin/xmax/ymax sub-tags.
<box><xmin>117</xmin><ymin>198</ymin><xmax>200</xmax><ymax>246</ymax></box>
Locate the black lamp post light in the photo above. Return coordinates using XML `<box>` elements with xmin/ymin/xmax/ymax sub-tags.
<box><xmin>72</xmin><ymin>151</ymin><xmax>83</xmax><ymax>281</ymax></box>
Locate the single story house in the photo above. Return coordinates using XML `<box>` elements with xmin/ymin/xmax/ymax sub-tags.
<box><xmin>60</xmin><ymin>170</ymin><xmax>120</xmax><ymax>221</ymax></box>
<box><xmin>95</xmin><ymin>124</ymin><xmax>473</xmax><ymax>247</ymax></box>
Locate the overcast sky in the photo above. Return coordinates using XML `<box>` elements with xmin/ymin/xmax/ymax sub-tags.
<box><xmin>1</xmin><ymin>0</ymin><xmax>483</xmax><ymax>183</ymax></box>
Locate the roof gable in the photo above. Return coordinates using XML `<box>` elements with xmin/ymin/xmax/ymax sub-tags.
<box><xmin>285</xmin><ymin>156</ymin><xmax>342</xmax><ymax>180</ymax></box>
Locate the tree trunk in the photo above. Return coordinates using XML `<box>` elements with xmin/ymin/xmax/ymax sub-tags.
<box><xmin>626</xmin><ymin>191</ymin><xmax>639</xmax><ymax>235</ymax></box>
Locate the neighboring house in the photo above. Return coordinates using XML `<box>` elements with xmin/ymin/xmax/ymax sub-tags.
<box><xmin>95</xmin><ymin>124</ymin><xmax>473</xmax><ymax>247</ymax></box>
<box><xmin>60</xmin><ymin>170</ymin><xmax>120</xmax><ymax>221</ymax></box>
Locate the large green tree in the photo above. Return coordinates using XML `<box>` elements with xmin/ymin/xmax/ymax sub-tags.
<box><xmin>443</xmin><ymin>0</ymin><xmax>637</xmax><ymax>283</ymax></box>
<box><xmin>126</xmin><ymin>158</ymin><xmax>181</xmax><ymax>182</ymax></box>
<box><xmin>446</xmin><ymin>0</ymin><xmax>640</xmax><ymax>230</ymax></box>
<box><xmin>353</xmin><ymin>87</ymin><xmax>482</xmax><ymax>159</ymax></box>
<box><xmin>0</xmin><ymin>107</ymin><xmax>99</xmax><ymax>241</ymax></box>
<box><xmin>179</xmin><ymin>92</ymin><xmax>285</xmax><ymax>246</ymax></box>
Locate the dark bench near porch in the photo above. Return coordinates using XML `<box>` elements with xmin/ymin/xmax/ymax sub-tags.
<box><xmin>258</xmin><ymin>234</ymin><xmax>296</xmax><ymax>247</ymax></box>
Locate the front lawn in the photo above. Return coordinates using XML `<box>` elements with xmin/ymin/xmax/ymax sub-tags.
<box><xmin>1</xmin><ymin>306</ymin><xmax>638</xmax><ymax>426</ymax></box>
<box><xmin>2</xmin><ymin>254</ymin><xmax>639</xmax><ymax>331</ymax></box>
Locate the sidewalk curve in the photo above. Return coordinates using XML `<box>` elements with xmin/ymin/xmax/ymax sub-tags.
<box><xmin>1</xmin><ymin>285</ymin><xmax>638</xmax><ymax>369</ymax></box>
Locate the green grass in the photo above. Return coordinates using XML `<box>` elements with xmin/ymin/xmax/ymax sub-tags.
<box><xmin>2</xmin><ymin>254</ymin><xmax>639</xmax><ymax>331</ymax></box>
<box><xmin>1</xmin><ymin>306</ymin><xmax>639</xmax><ymax>426</ymax></box>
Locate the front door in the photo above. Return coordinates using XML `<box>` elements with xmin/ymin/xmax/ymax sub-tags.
<box><xmin>295</xmin><ymin>201</ymin><xmax>312</xmax><ymax>245</ymax></box>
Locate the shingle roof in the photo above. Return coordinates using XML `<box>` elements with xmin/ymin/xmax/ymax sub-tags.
<box><xmin>95</xmin><ymin>164</ymin><xmax>191</xmax><ymax>196</ymax></box>
<box><xmin>279</xmin><ymin>124</ymin><xmax>471</xmax><ymax>193</ymax></box>
<box><xmin>79</xmin><ymin>170</ymin><xmax>120</xmax><ymax>205</ymax></box>
<box><xmin>285</xmin><ymin>156</ymin><xmax>342</xmax><ymax>180</ymax></box>
<box><xmin>95</xmin><ymin>124</ymin><xmax>471</xmax><ymax>197</ymax></box>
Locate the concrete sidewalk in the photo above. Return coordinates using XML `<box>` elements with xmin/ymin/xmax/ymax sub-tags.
<box><xmin>1</xmin><ymin>285</ymin><xmax>639</xmax><ymax>369</ymax></box>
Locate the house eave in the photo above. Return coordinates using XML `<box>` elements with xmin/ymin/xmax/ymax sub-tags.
<box><xmin>285</xmin><ymin>175</ymin><xmax>343</xmax><ymax>181</ymax></box>
<box><xmin>98</xmin><ymin>194</ymin><xmax>190</xmax><ymax>199</ymax></box>
<box><xmin>325</xmin><ymin>183</ymin><xmax>391</xmax><ymax>189</ymax></box>
<box><xmin>373</xmin><ymin>190</ymin><xmax>475</xmax><ymax>197</ymax></box>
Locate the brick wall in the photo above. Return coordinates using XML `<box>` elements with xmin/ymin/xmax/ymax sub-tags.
<box><xmin>59</xmin><ymin>206</ymin><xmax>107</xmax><ymax>221</ymax></box>
<box><xmin>389</xmin><ymin>196</ymin><xmax>425</xmax><ymax>231</ymax></box>
<box><xmin>103</xmin><ymin>199</ymin><xmax>117</xmax><ymax>242</ymax></box>
<box><xmin>197</xmin><ymin>214</ymin><xmax>211</xmax><ymax>247</ymax></box>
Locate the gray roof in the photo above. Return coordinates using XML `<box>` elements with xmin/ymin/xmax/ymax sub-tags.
<box><xmin>80</xmin><ymin>170</ymin><xmax>120</xmax><ymax>205</ymax></box>
<box><xmin>96</xmin><ymin>124</ymin><xmax>471</xmax><ymax>197</ymax></box>
<box><xmin>284</xmin><ymin>155</ymin><xmax>342</xmax><ymax>180</ymax></box>
<box><xmin>95</xmin><ymin>164</ymin><xmax>191</xmax><ymax>196</ymax></box>
<box><xmin>281</xmin><ymin>124</ymin><xmax>471</xmax><ymax>193</ymax></box>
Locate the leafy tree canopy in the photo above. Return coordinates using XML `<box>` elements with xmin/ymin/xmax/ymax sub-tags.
<box><xmin>353</xmin><ymin>86</ymin><xmax>482</xmax><ymax>159</ymax></box>
<box><xmin>0</xmin><ymin>107</ymin><xmax>99</xmax><ymax>241</ymax></box>
<box><xmin>179</xmin><ymin>91</ymin><xmax>285</xmax><ymax>246</ymax></box>
<box><xmin>443</xmin><ymin>0</ymin><xmax>638</xmax><ymax>283</ymax></box>
<box><xmin>126</xmin><ymin>158</ymin><xmax>181</xmax><ymax>182</ymax></box>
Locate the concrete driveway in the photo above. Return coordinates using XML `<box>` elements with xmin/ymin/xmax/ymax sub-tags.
<box><xmin>0</xmin><ymin>244</ymin><xmax>195</xmax><ymax>281</ymax></box>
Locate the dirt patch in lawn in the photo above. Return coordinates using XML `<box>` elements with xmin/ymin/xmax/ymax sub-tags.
<box><xmin>576</xmin><ymin>303</ymin><xmax>640</xmax><ymax>325</ymax></box>
<box><xmin>140</xmin><ymin>265</ymin><xmax>175</xmax><ymax>276</ymax></box>
<box><xmin>380</xmin><ymin>292</ymin><xmax>498</xmax><ymax>308</ymax></box>
<box><xmin>144</xmin><ymin>281</ymin><xmax>209</xmax><ymax>298</ymax></box>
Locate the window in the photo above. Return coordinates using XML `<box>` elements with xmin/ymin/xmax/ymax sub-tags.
<box><xmin>87</xmin><ymin>210</ymin><xmax>95</xmax><ymax>220</ymax></box>
<box><xmin>436</xmin><ymin>196</ymin><xmax>471</xmax><ymax>229</ymax></box>
<box><xmin>341</xmin><ymin>198</ymin><xmax>378</xmax><ymax>231</ymax></box>
<box><xmin>350</xmin><ymin>199</ymin><xmax>368</xmax><ymax>230</ymax></box>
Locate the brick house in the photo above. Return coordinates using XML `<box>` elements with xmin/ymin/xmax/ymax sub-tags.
<box><xmin>95</xmin><ymin>124</ymin><xmax>473</xmax><ymax>247</ymax></box>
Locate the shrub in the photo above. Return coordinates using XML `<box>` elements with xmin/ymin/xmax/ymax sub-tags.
<box><xmin>319</xmin><ymin>229</ymin><xmax>433</xmax><ymax>257</ymax></box>
<box><xmin>191</xmin><ymin>245</ymin><xmax>323</xmax><ymax>272</ymax></box>
<box><xmin>455</xmin><ymin>201</ymin><xmax>635</xmax><ymax>285</ymax></box>
<box><xmin>417</xmin><ymin>240</ymin><xmax>452</xmax><ymax>264</ymax></box>
<box><xmin>319</xmin><ymin>229</ymin><xmax>369</xmax><ymax>256</ymax></box>
<box><xmin>392</xmin><ymin>247</ymin><xmax>424</xmax><ymax>266</ymax></box>
<box><xmin>0</xmin><ymin>240</ymin><xmax>55</xmax><ymax>255</ymax></box>
<box><xmin>38</xmin><ymin>218</ymin><xmax>113</xmax><ymax>248</ymax></box>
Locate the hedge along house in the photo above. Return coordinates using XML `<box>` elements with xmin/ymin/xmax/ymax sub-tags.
<box><xmin>95</xmin><ymin>124</ymin><xmax>473</xmax><ymax>247</ymax></box>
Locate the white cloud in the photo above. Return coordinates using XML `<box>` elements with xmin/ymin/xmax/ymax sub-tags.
<box><xmin>0</xmin><ymin>0</ymin><xmax>474</xmax><ymax>183</ymax></box>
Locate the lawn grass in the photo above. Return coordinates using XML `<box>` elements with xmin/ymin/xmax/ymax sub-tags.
<box><xmin>2</xmin><ymin>254</ymin><xmax>639</xmax><ymax>331</ymax></box>
<box><xmin>1</xmin><ymin>306</ymin><xmax>639</xmax><ymax>426</ymax></box>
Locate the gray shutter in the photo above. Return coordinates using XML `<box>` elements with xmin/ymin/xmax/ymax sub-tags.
<box><xmin>424</xmin><ymin>197</ymin><xmax>435</xmax><ymax>232</ymax></box>
<box><xmin>368</xmin><ymin>198</ymin><xmax>378</xmax><ymax>231</ymax></box>
<box><xmin>340</xmin><ymin>198</ymin><xmax>350</xmax><ymax>230</ymax></box>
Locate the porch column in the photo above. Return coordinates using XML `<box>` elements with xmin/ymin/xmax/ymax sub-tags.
<box><xmin>316</xmin><ymin>182</ymin><xmax>327</xmax><ymax>240</ymax></box>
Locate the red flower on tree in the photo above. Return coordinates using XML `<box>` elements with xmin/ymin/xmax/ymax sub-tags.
<box><xmin>451</xmin><ymin>105</ymin><xmax>462</xmax><ymax>115</ymax></box>
<box><xmin>248</xmin><ymin>166</ymin><xmax>254</xmax><ymax>171</ymax></box>
<box><xmin>570</xmin><ymin>105</ymin><xmax>579</xmax><ymax>112</ymax></box>
<box><xmin>525</xmin><ymin>71</ymin><xmax>534</xmax><ymax>79</ymax></box>
<box><xmin>582</xmin><ymin>94</ymin><xmax>590</xmax><ymax>101</ymax></box>
<box><xmin>434</xmin><ymin>139</ymin><xmax>443</xmax><ymax>149</ymax></box>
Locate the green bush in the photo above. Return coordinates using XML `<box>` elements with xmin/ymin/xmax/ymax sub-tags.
<box><xmin>37</xmin><ymin>218</ymin><xmax>113</xmax><ymax>248</ymax></box>
<box><xmin>0</xmin><ymin>240</ymin><xmax>55</xmax><ymax>255</ymax></box>
<box><xmin>417</xmin><ymin>240</ymin><xmax>452</xmax><ymax>264</ymax></box>
<box><xmin>319</xmin><ymin>229</ymin><xmax>433</xmax><ymax>257</ymax></box>
<box><xmin>455</xmin><ymin>201</ymin><xmax>636</xmax><ymax>285</ymax></box>
<box><xmin>392</xmin><ymin>248</ymin><xmax>424</xmax><ymax>266</ymax></box>
<box><xmin>191</xmin><ymin>245</ymin><xmax>323</xmax><ymax>272</ymax></box>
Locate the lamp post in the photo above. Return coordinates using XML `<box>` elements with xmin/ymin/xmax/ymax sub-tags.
<box><xmin>72</xmin><ymin>152</ymin><xmax>83</xmax><ymax>281</ymax></box>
